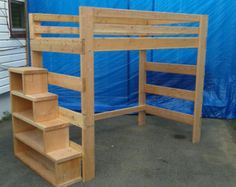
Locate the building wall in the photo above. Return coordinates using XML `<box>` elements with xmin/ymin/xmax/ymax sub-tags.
<box><xmin>0</xmin><ymin>0</ymin><xmax>26</xmax><ymax>119</ymax></box>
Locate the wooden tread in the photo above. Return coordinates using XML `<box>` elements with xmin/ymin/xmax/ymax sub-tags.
<box><xmin>13</xmin><ymin>110</ymin><xmax>69</xmax><ymax>131</ymax></box>
<box><xmin>9</xmin><ymin>67</ymin><xmax>47</xmax><ymax>75</ymax></box>
<box><xmin>15</xmin><ymin>130</ymin><xmax>82</xmax><ymax>163</ymax></box>
<box><xmin>47</xmin><ymin>146</ymin><xmax>82</xmax><ymax>163</ymax></box>
<box><xmin>11</xmin><ymin>90</ymin><xmax>57</xmax><ymax>102</ymax></box>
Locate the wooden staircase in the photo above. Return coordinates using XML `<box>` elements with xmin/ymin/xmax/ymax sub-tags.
<box><xmin>9</xmin><ymin>67</ymin><xmax>82</xmax><ymax>187</ymax></box>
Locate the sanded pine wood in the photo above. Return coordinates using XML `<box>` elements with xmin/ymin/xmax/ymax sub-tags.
<box><xmin>30</xmin><ymin>38</ymin><xmax>83</xmax><ymax>54</ymax></box>
<box><xmin>47</xmin><ymin>147</ymin><xmax>82</xmax><ymax>163</ymax></box>
<box><xmin>44</xmin><ymin>127</ymin><xmax>69</xmax><ymax>153</ymax></box>
<box><xmin>11</xmin><ymin>95</ymin><xmax>32</xmax><ymax>113</ymax></box>
<box><xmin>144</xmin><ymin>84</ymin><xmax>195</xmax><ymax>101</ymax></box>
<box><xmin>29</xmin><ymin>14</ymin><xmax>42</xmax><ymax>67</ymax></box>
<box><xmin>12</xmin><ymin>117</ymin><xmax>35</xmax><ymax>134</ymax></box>
<box><xmin>94</xmin><ymin>17</ymin><xmax>198</xmax><ymax>25</ymax></box>
<box><xmin>23</xmin><ymin>73</ymin><xmax>48</xmax><ymax>95</ymax></box>
<box><xmin>33</xmin><ymin>98</ymin><xmax>59</xmax><ymax>122</ymax></box>
<box><xmin>33</xmin><ymin>14</ymin><xmax>80</xmax><ymax>23</ymax></box>
<box><xmin>9</xmin><ymin>67</ymin><xmax>47</xmax><ymax>75</ymax></box>
<box><xmin>15</xmin><ymin>140</ymin><xmax>56</xmax><ymax>185</ymax></box>
<box><xmin>192</xmin><ymin>16</ymin><xmax>208</xmax><ymax>144</ymax></box>
<box><xmin>48</xmin><ymin>72</ymin><xmax>83</xmax><ymax>92</ymax></box>
<box><xmin>145</xmin><ymin>105</ymin><xmax>194</xmax><ymax>125</ymax></box>
<box><xmin>34</xmin><ymin>25</ymin><xmax>80</xmax><ymax>35</ymax></box>
<box><xmin>93</xmin><ymin>7</ymin><xmax>201</xmax><ymax>22</ymax></box>
<box><xmin>93</xmin><ymin>38</ymin><xmax>199</xmax><ymax>51</ymax></box>
<box><xmin>15</xmin><ymin>129</ymin><xmax>44</xmax><ymax>153</ymax></box>
<box><xmin>59</xmin><ymin>107</ymin><xmax>84</xmax><ymax>128</ymax></box>
<box><xmin>145</xmin><ymin>62</ymin><xmax>197</xmax><ymax>75</ymax></box>
<box><xmin>94</xmin><ymin>24</ymin><xmax>199</xmax><ymax>36</ymax></box>
<box><xmin>13</xmin><ymin>110</ymin><xmax>69</xmax><ymax>131</ymax></box>
<box><xmin>55</xmin><ymin>158</ymin><xmax>82</xmax><ymax>186</ymax></box>
<box><xmin>9</xmin><ymin>73</ymin><xmax>23</xmax><ymax>92</ymax></box>
<box><xmin>80</xmin><ymin>7</ymin><xmax>95</xmax><ymax>181</ymax></box>
<box><xmin>138</xmin><ymin>50</ymin><xmax>146</xmax><ymax>125</ymax></box>
<box><xmin>94</xmin><ymin>105</ymin><xmax>145</xmax><ymax>121</ymax></box>
<box><xmin>11</xmin><ymin>90</ymin><xmax>57</xmax><ymax>102</ymax></box>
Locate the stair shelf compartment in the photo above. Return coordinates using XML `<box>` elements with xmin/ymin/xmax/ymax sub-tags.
<box><xmin>10</xmin><ymin>6</ymin><xmax>208</xmax><ymax>186</ymax></box>
<box><xmin>10</xmin><ymin>67</ymin><xmax>82</xmax><ymax>187</ymax></box>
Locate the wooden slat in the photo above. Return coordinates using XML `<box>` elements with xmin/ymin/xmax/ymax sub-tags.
<box><xmin>145</xmin><ymin>62</ymin><xmax>196</xmax><ymax>75</ymax></box>
<box><xmin>59</xmin><ymin>107</ymin><xmax>84</xmax><ymax>128</ymax></box>
<box><xmin>192</xmin><ymin>16</ymin><xmax>208</xmax><ymax>143</ymax></box>
<box><xmin>145</xmin><ymin>105</ymin><xmax>194</xmax><ymax>125</ymax></box>
<box><xmin>94</xmin><ymin>38</ymin><xmax>198</xmax><ymax>51</ymax></box>
<box><xmin>94</xmin><ymin>24</ymin><xmax>199</xmax><ymax>36</ymax></box>
<box><xmin>144</xmin><ymin>84</ymin><xmax>195</xmax><ymax>101</ymax></box>
<box><xmin>48</xmin><ymin>72</ymin><xmax>83</xmax><ymax>92</ymax></box>
<box><xmin>92</xmin><ymin>7</ymin><xmax>201</xmax><ymax>22</ymax></box>
<box><xmin>138</xmin><ymin>51</ymin><xmax>146</xmax><ymax>125</ymax></box>
<box><xmin>30</xmin><ymin>39</ymin><xmax>82</xmax><ymax>54</ymax></box>
<box><xmin>94</xmin><ymin>105</ymin><xmax>145</xmax><ymax>121</ymax></box>
<box><xmin>94</xmin><ymin>17</ymin><xmax>198</xmax><ymax>25</ymax></box>
<box><xmin>32</xmin><ymin>14</ymin><xmax>80</xmax><ymax>22</ymax></box>
<box><xmin>34</xmin><ymin>26</ymin><xmax>80</xmax><ymax>34</ymax></box>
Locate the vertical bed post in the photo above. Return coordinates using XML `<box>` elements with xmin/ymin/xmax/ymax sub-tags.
<box><xmin>29</xmin><ymin>14</ymin><xmax>42</xmax><ymax>67</ymax></box>
<box><xmin>192</xmin><ymin>16</ymin><xmax>208</xmax><ymax>143</ymax></box>
<box><xmin>138</xmin><ymin>50</ymin><xmax>146</xmax><ymax>125</ymax></box>
<box><xmin>80</xmin><ymin>7</ymin><xmax>95</xmax><ymax>181</ymax></box>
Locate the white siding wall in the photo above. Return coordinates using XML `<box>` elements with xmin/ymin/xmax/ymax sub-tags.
<box><xmin>0</xmin><ymin>0</ymin><xmax>26</xmax><ymax>94</ymax></box>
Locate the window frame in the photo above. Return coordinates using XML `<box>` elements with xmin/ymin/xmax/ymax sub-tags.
<box><xmin>8</xmin><ymin>0</ymin><xmax>26</xmax><ymax>38</ymax></box>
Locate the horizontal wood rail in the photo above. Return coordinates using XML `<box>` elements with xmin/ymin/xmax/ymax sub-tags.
<box><xmin>94</xmin><ymin>17</ymin><xmax>199</xmax><ymax>25</ymax></box>
<box><xmin>30</xmin><ymin>38</ymin><xmax>82</xmax><ymax>54</ymax></box>
<box><xmin>144</xmin><ymin>84</ymin><xmax>195</xmax><ymax>101</ymax></box>
<box><xmin>93</xmin><ymin>7</ymin><xmax>201</xmax><ymax>22</ymax></box>
<box><xmin>34</xmin><ymin>26</ymin><xmax>80</xmax><ymax>34</ymax></box>
<box><xmin>145</xmin><ymin>105</ymin><xmax>194</xmax><ymax>125</ymax></box>
<box><xmin>94</xmin><ymin>24</ymin><xmax>199</xmax><ymax>36</ymax></box>
<box><xmin>32</xmin><ymin>14</ymin><xmax>80</xmax><ymax>22</ymax></box>
<box><xmin>94</xmin><ymin>38</ymin><xmax>198</xmax><ymax>51</ymax></box>
<box><xmin>48</xmin><ymin>72</ymin><xmax>83</xmax><ymax>92</ymax></box>
<box><xmin>94</xmin><ymin>105</ymin><xmax>145</xmax><ymax>121</ymax></box>
<box><xmin>145</xmin><ymin>62</ymin><xmax>196</xmax><ymax>75</ymax></box>
<box><xmin>59</xmin><ymin>107</ymin><xmax>84</xmax><ymax>128</ymax></box>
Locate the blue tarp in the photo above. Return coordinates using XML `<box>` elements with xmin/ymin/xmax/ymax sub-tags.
<box><xmin>27</xmin><ymin>0</ymin><xmax>236</xmax><ymax>119</ymax></box>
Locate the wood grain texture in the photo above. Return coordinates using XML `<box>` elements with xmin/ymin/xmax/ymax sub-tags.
<box><xmin>144</xmin><ymin>84</ymin><xmax>195</xmax><ymax>101</ymax></box>
<box><xmin>145</xmin><ymin>62</ymin><xmax>196</xmax><ymax>75</ymax></box>
<box><xmin>80</xmin><ymin>7</ymin><xmax>95</xmax><ymax>181</ymax></box>
<box><xmin>48</xmin><ymin>72</ymin><xmax>83</xmax><ymax>92</ymax></box>
<box><xmin>95</xmin><ymin>105</ymin><xmax>145</xmax><ymax>121</ymax></box>
<box><xmin>146</xmin><ymin>105</ymin><xmax>194</xmax><ymax>125</ymax></box>
<box><xmin>138</xmin><ymin>50</ymin><xmax>146</xmax><ymax>125</ymax></box>
<box><xmin>94</xmin><ymin>38</ymin><xmax>199</xmax><ymax>51</ymax></box>
<box><xmin>192</xmin><ymin>16</ymin><xmax>208</xmax><ymax>144</ymax></box>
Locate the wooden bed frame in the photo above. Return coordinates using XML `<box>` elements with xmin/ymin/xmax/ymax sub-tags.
<box><xmin>12</xmin><ymin>7</ymin><xmax>208</xmax><ymax>185</ymax></box>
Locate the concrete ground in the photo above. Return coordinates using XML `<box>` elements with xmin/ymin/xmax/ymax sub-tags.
<box><xmin>0</xmin><ymin>116</ymin><xmax>236</xmax><ymax>187</ymax></box>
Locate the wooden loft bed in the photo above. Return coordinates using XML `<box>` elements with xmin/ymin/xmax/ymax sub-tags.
<box><xmin>10</xmin><ymin>7</ymin><xmax>208</xmax><ymax>186</ymax></box>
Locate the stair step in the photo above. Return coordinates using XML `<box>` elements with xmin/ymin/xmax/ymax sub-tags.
<box><xmin>15</xmin><ymin>140</ymin><xmax>82</xmax><ymax>187</ymax></box>
<box><xmin>11</xmin><ymin>90</ymin><xmax>57</xmax><ymax>102</ymax></box>
<box><xmin>47</xmin><ymin>146</ymin><xmax>82</xmax><ymax>163</ymax></box>
<box><xmin>13</xmin><ymin>111</ymin><xmax>69</xmax><ymax>131</ymax></box>
<box><xmin>9</xmin><ymin>67</ymin><xmax>47</xmax><ymax>75</ymax></box>
<box><xmin>15</xmin><ymin>130</ymin><xmax>82</xmax><ymax>163</ymax></box>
